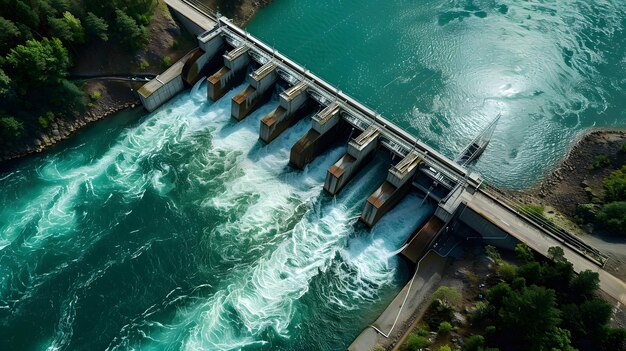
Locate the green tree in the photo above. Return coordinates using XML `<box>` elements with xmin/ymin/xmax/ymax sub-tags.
<box><xmin>601</xmin><ymin>327</ymin><xmax>626</xmax><ymax>351</ymax></box>
<box><xmin>438</xmin><ymin>321</ymin><xmax>452</xmax><ymax>335</ymax></box>
<box><xmin>497</xmin><ymin>263</ymin><xmax>516</xmax><ymax>282</ymax></box>
<box><xmin>486</xmin><ymin>282</ymin><xmax>512</xmax><ymax>308</ymax></box>
<box><xmin>485</xmin><ymin>245</ymin><xmax>502</xmax><ymax>265</ymax></box>
<box><xmin>113</xmin><ymin>0</ymin><xmax>157</xmax><ymax>21</ymax></box>
<box><xmin>406</xmin><ymin>333</ymin><xmax>429</xmax><ymax>351</ymax></box>
<box><xmin>514</xmin><ymin>243</ymin><xmax>535</xmax><ymax>263</ymax></box>
<box><xmin>462</xmin><ymin>335</ymin><xmax>485</xmax><ymax>351</ymax></box>
<box><xmin>49</xmin><ymin>0</ymin><xmax>71</xmax><ymax>12</ymax></box>
<box><xmin>15</xmin><ymin>1</ymin><xmax>40</xmax><ymax>29</ymax></box>
<box><xmin>48</xmin><ymin>11</ymin><xmax>85</xmax><ymax>44</ymax></box>
<box><xmin>431</xmin><ymin>286</ymin><xmax>461</xmax><ymax>308</ymax></box>
<box><xmin>114</xmin><ymin>9</ymin><xmax>148</xmax><ymax>50</ymax></box>
<box><xmin>499</xmin><ymin>285</ymin><xmax>561</xmax><ymax>348</ymax></box>
<box><xmin>569</xmin><ymin>270</ymin><xmax>600</xmax><ymax>302</ymax></box>
<box><xmin>0</xmin><ymin>115</ymin><xmax>24</xmax><ymax>140</ymax></box>
<box><xmin>5</xmin><ymin>37</ymin><xmax>70</xmax><ymax>94</ymax></box>
<box><xmin>548</xmin><ymin>246</ymin><xmax>566</xmax><ymax>262</ymax></box>
<box><xmin>0</xmin><ymin>17</ymin><xmax>21</xmax><ymax>49</ymax></box>
<box><xmin>604</xmin><ymin>166</ymin><xmax>626</xmax><ymax>202</ymax></box>
<box><xmin>579</xmin><ymin>298</ymin><xmax>612</xmax><ymax>336</ymax></box>
<box><xmin>517</xmin><ymin>261</ymin><xmax>542</xmax><ymax>286</ymax></box>
<box><xmin>542</xmin><ymin>260</ymin><xmax>574</xmax><ymax>293</ymax></box>
<box><xmin>548</xmin><ymin>327</ymin><xmax>577</xmax><ymax>351</ymax></box>
<box><xmin>84</xmin><ymin>12</ymin><xmax>108</xmax><ymax>41</ymax></box>
<box><xmin>596</xmin><ymin>201</ymin><xmax>626</xmax><ymax>236</ymax></box>
<box><xmin>0</xmin><ymin>68</ymin><xmax>11</xmax><ymax>97</ymax></box>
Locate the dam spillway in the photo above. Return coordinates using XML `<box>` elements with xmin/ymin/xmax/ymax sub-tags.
<box><xmin>140</xmin><ymin>6</ymin><xmax>626</xmax><ymax>307</ymax></box>
<box><xmin>141</xmin><ymin>15</ymin><xmax>482</xmax><ymax>232</ymax></box>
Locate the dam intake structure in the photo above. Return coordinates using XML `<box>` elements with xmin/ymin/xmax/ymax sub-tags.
<box><xmin>141</xmin><ymin>1</ymin><xmax>626</xmax><ymax>318</ymax></box>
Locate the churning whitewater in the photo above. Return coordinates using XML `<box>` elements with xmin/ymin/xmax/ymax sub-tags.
<box><xmin>0</xmin><ymin>80</ymin><xmax>433</xmax><ymax>350</ymax></box>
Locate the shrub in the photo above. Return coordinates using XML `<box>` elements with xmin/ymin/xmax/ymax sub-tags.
<box><xmin>89</xmin><ymin>90</ymin><xmax>101</xmax><ymax>101</ymax></box>
<box><xmin>161</xmin><ymin>56</ymin><xmax>172</xmax><ymax>69</ymax></box>
<box><xmin>6</xmin><ymin>37</ymin><xmax>70</xmax><ymax>93</ymax></box>
<box><xmin>406</xmin><ymin>334</ymin><xmax>429</xmax><ymax>351</ymax></box>
<box><xmin>0</xmin><ymin>115</ymin><xmax>24</xmax><ymax>139</ymax></box>
<box><xmin>596</xmin><ymin>201</ymin><xmax>626</xmax><ymax>235</ymax></box>
<box><xmin>604</xmin><ymin>166</ymin><xmax>626</xmax><ymax>202</ymax></box>
<box><xmin>462</xmin><ymin>335</ymin><xmax>485</xmax><ymax>351</ymax></box>
<box><xmin>470</xmin><ymin>301</ymin><xmax>490</xmax><ymax>322</ymax></box>
<box><xmin>439</xmin><ymin>346</ymin><xmax>452</xmax><ymax>351</ymax></box>
<box><xmin>514</xmin><ymin>243</ymin><xmax>534</xmax><ymax>263</ymax></box>
<box><xmin>547</xmin><ymin>246</ymin><xmax>565</xmax><ymax>262</ymax></box>
<box><xmin>170</xmin><ymin>39</ymin><xmax>180</xmax><ymax>50</ymax></box>
<box><xmin>139</xmin><ymin>58</ymin><xmax>150</xmax><ymax>70</ymax></box>
<box><xmin>38</xmin><ymin>116</ymin><xmax>49</xmax><ymax>128</ymax></box>
<box><xmin>115</xmin><ymin>9</ymin><xmax>148</xmax><ymax>50</ymax></box>
<box><xmin>589</xmin><ymin>154</ymin><xmax>611</xmax><ymax>170</ymax></box>
<box><xmin>416</xmin><ymin>326</ymin><xmax>429</xmax><ymax>337</ymax></box>
<box><xmin>485</xmin><ymin>245</ymin><xmax>502</xmax><ymax>265</ymax></box>
<box><xmin>432</xmin><ymin>286</ymin><xmax>461</xmax><ymax>308</ymax></box>
<box><xmin>84</xmin><ymin>12</ymin><xmax>108</xmax><ymax>41</ymax></box>
<box><xmin>438</xmin><ymin>321</ymin><xmax>453</xmax><ymax>335</ymax></box>
<box><xmin>497</xmin><ymin>263</ymin><xmax>516</xmax><ymax>282</ymax></box>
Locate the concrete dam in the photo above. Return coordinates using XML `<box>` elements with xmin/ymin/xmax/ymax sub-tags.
<box><xmin>140</xmin><ymin>0</ymin><xmax>626</xmax><ymax>329</ymax></box>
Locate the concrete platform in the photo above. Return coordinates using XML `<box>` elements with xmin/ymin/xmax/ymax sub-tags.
<box><xmin>348</xmin><ymin>251</ymin><xmax>448</xmax><ymax>351</ymax></box>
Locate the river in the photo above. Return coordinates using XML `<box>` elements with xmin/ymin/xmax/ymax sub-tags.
<box><xmin>1</xmin><ymin>0</ymin><xmax>625</xmax><ymax>349</ymax></box>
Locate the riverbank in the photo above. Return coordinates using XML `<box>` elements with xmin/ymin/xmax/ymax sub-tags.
<box><xmin>0</xmin><ymin>0</ymin><xmax>195</xmax><ymax>164</ymax></box>
<box><xmin>0</xmin><ymin>0</ymin><xmax>272</xmax><ymax>165</ymax></box>
<box><xmin>509</xmin><ymin>129</ymin><xmax>626</xmax><ymax>280</ymax></box>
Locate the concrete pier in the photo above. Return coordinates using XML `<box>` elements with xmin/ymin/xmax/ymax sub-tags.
<box><xmin>324</xmin><ymin>125</ymin><xmax>380</xmax><ymax>195</ymax></box>
<box><xmin>207</xmin><ymin>45</ymin><xmax>250</xmax><ymax>101</ymax></box>
<box><xmin>231</xmin><ymin>62</ymin><xmax>278</xmax><ymax>121</ymax></box>
<box><xmin>289</xmin><ymin>102</ymin><xmax>347</xmax><ymax>170</ymax></box>
<box><xmin>361</xmin><ymin>150</ymin><xmax>421</xmax><ymax>227</ymax></box>
<box><xmin>260</xmin><ymin>81</ymin><xmax>309</xmax><ymax>143</ymax></box>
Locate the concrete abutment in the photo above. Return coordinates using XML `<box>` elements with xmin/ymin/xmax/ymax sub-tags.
<box><xmin>260</xmin><ymin>81</ymin><xmax>310</xmax><ymax>143</ymax></box>
<box><xmin>208</xmin><ymin>45</ymin><xmax>250</xmax><ymax>101</ymax></box>
<box><xmin>361</xmin><ymin>150</ymin><xmax>422</xmax><ymax>227</ymax></box>
<box><xmin>324</xmin><ymin>125</ymin><xmax>380</xmax><ymax>195</ymax></box>
<box><xmin>289</xmin><ymin>102</ymin><xmax>349</xmax><ymax>170</ymax></box>
<box><xmin>231</xmin><ymin>62</ymin><xmax>278</xmax><ymax>121</ymax></box>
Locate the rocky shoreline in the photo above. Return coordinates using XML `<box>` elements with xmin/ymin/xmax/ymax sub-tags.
<box><xmin>507</xmin><ymin>129</ymin><xmax>626</xmax><ymax>281</ymax></box>
<box><xmin>514</xmin><ymin>129</ymin><xmax>626</xmax><ymax>221</ymax></box>
<box><xmin>0</xmin><ymin>84</ymin><xmax>140</xmax><ymax>165</ymax></box>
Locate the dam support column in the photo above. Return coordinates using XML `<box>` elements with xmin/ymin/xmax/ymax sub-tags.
<box><xmin>232</xmin><ymin>62</ymin><xmax>278</xmax><ymax>121</ymax></box>
<box><xmin>207</xmin><ymin>45</ymin><xmax>250</xmax><ymax>101</ymax></box>
<box><xmin>361</xmin><ymin>150</ymin><xmax>421</xmax><ymax>227</ymax></box>
<box><xmin>290</xmin><ymin>101</ymin><xmax>348</xmax><ymax>170</ymax></box>
<box><xmin>324</xmin><ymin>125</ymin><xmax>380</xmax><ymax>195</ymax></box>
<box><xmin>260</xmin><ymin>81</ymin><xmax>309</xmax><ymax>143</ymax></box>
<box><xmin>181</xmin><ymin>29</ymin><xmax>225</xmax><ymax>86</ymax></box>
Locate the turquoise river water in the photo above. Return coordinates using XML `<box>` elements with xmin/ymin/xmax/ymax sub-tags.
<box><xmin>1</xmin><ymin>0</ymin><xmax>626</xmax><ymax>350</ymax></box>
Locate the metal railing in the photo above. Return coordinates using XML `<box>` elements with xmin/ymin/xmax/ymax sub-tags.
<box><xmin>480</xmin><ymin>184</ymin><xmax>608</xmax><ymax>266</ymax></box>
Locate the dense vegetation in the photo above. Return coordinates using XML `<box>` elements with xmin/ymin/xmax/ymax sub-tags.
<box><xmin>474</xmin><ymin>245</ymin><xmax>624</xmax><ymax>351</ymax></box>
<box><xmin>404</xmin><ymin>244</ymin><xmax>625</xmax><ymax>351</ymax></box>
<box><xmin>578</xmin><ymin>147</ymin><xmax>626</xmax><ymax>235</ymax></box>
<box><xmin>0</xmin><ymin>0</ymin><xmax>157</xmax><ymax>147</ymax></box>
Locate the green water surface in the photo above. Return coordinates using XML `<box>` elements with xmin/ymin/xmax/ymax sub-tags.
<box><xmin>1</xmin><ymin>0</ymin><xmax>625</xmax><ymax>350</ymax></box>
